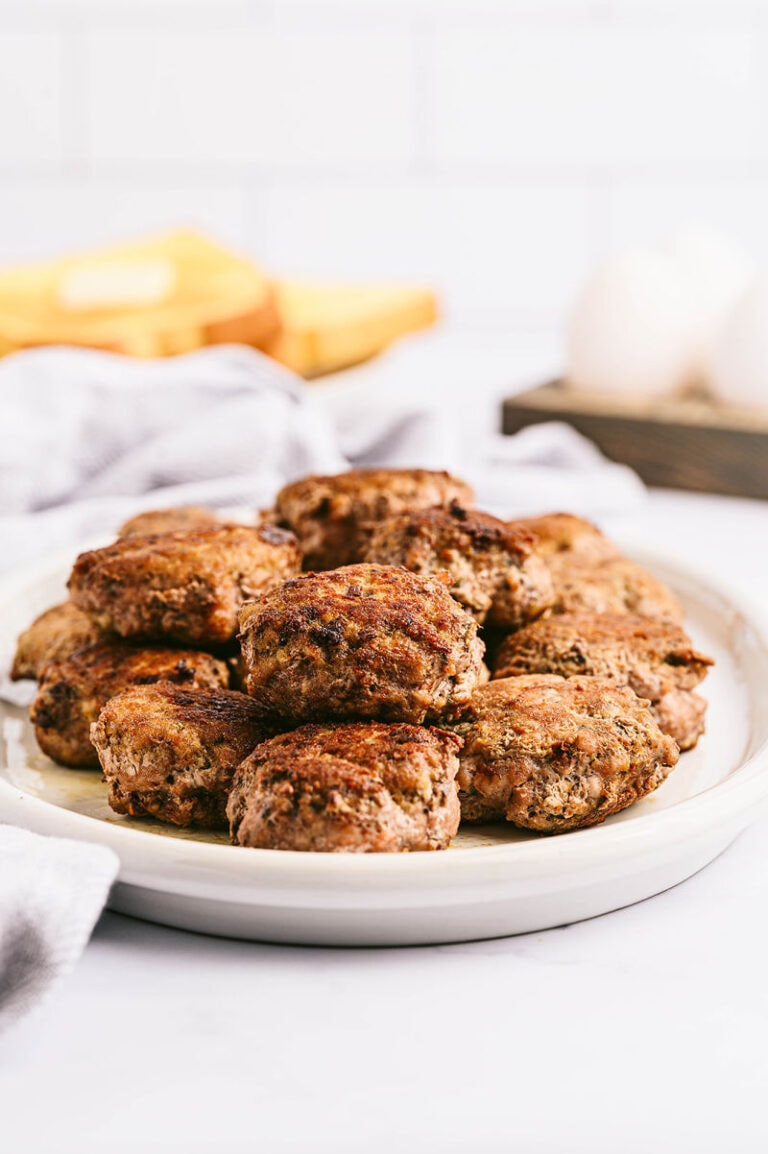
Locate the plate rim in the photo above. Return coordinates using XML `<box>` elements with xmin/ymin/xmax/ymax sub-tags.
<box><xmin>1</xmin><ymin>540</ymin><xmax>768</xmax><ymax>894</ymax></box>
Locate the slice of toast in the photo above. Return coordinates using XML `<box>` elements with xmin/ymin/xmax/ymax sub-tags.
<box><xmin>263</xmin><ymin>280</ymin><xmax>438</xmax><ymax>377</ymax></box>
<box><xmin>0</xmin><ymin>230</ymin><xmax>280</xmax><ymax>357</ymax></box>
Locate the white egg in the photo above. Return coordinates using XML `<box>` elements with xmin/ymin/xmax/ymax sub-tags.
<box><xmin>708</xmin><ymin>279</ymin><xmax>768</xmax><ymax>408</ymax></box>
<box><xmin>664</xmin><ymin>228</ymin><xmax>752</xmax><ymax>374</ymax></box>
<box><xmin>566</xmin><ymin>250</ymin><xmax>697</xmax><ymax>398</ymax></box>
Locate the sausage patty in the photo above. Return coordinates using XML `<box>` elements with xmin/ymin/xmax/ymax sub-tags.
<box><xmin>515</xmin><ymin>512</ymin><xmax>621</xmax><ymax>564</ymax></box>
<box><xmin>363</xmin><ymin>505</ymin><xmax>554</xmax><ymax>629</ymax></box>
<box><xmin>239</xmin><ymin>563</ymin><xmax>485</xmax><ymax>725</ymax></box>
<box><xmin>275</xmin><ymin>468</ymin><xmax>474</xmax><ymax>570</ymax></box>
<box><xmin>492</xmin><ymin>612</ymin><xmax>713</xmax><ymax>750</ymax></box>
<box><xmin>30</xmin><ymin>642</ymin><xmax>229</xmax><ymax>768</ymax></box>
<box><xmin>548</xmin><ymin>556</ymin><xmax>683</xmax><ymax>623</ymax></box>
<box><xmin>228</xmin><ymin>722</ymin><xmax>462</xmax><ymax>852</ymax></box>
<box><xmin>92</xmin><ymin>682</ymin><xmax>272</xmax><ymax>829</ymax></box>
<box><xmin>68</xmin><ymin>524</ymin><xmax>301</xmax><ymax>647</ymax></box>
<box><xmin>117</xmin><ymin>505</ymin><xmax>222</xmax><ymax>539</ymax></box>
<box><xmin>453</xmin><ymin>674</ymin><xmax>679</xmax><ymax>832</ymax></box>
<box><xmin>11</xmin><ymin>600</ymin><xmax>105</xmax><ymax>681</ymax></box>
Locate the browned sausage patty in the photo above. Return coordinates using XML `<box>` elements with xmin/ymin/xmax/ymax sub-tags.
<box><xmin>492</xmin><ymin>612</ymin><xmax>713</xmax><ymax>750</ymax></box>
<box><xmin>506</xmin><ymin>513</ymin><xmax>680</xmax><ymax>618</ymax></box>
<box><xmin>68</xmin><ymin>524</ymin><xmax>302</xmax><ymax>647</ymax></box>
<box><xmin>228</xmin><ymin>722</ymin><xmax>462</xmax><ymax>852</ymax></box>
<box><xmin>275</xmin><ymin>468</ymin><xmax>474</xmax><ymax>570</ymax></box>
<box><xmin>453</xmin><ymin>675</ymin><xmax>679</xmax><ymax>832</ymax></box>
<box><xmin>31</xmin><ymin>642</ymin><xmax>229</xmax><ymax>768</ymax></box>
<box><xmin>92</xmin><ymin>682</ymin><xmax>272</xmax><ymax>829</ymax></box>
<box><xmin>653</xmin><ymin>689</ymin><xmax>709</xmax><ymax>752</ymax></box>
<box><xmin>11</xmin><ymin>600</ymin><xmax>106</xmax><ymax>681</ymax></box>
<box><xmin>239</xmin><ymin>563</ymin><xmax>485</xmax><ymax>726</ymax></box>
<box><xmin>364</xmin><ymin>505</ymin><xmax>554</xmax><ymax>629</ymax></box>
<box><xmin>548</xmin><ymin>556</ymin><xmax>683</xmax><ymax>623</ymax></box>
<box><xmin>117</xmin><ymin>506</ymin><xmax>223</xmax><ymax>539</ymax></box>
<box><xmin>515</xmin><ymin>512</ymin><xmax>621</xmax><ymax>564</ymax></box>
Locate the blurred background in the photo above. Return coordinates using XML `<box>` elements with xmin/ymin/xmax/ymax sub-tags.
<box><xmin>2</xmin><ymin>0</ymin><xmax>764</xmax><ymax>345</ymax></box>
<box><xmin>2</xmin><ymin>0</ymin><xmax>768</xmax><ymax>531</ymax></box>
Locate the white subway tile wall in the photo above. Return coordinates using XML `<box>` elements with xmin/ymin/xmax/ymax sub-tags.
<box><xmin>0</xmin><ymin>32</ymin><xmax>64</xmax><ymax>166</ymax></box>
<box><xmin>429</xmin><ymin>26</ymin><xmax>763</xmax><ymax>169</ymax></box>
<box><xmin>85</xmin><ymin>29</ymin><xmax>418</xmax><ymax>167</ymax></box>
<box><xmin>0</xmin><ymin>0</ymin><xmax>766</xmax><ymax>341</ymax></box>
<box><xmin>259</xmin><ymin>181</ymin><xmax>596</xmax><ymax>327</ymax></box>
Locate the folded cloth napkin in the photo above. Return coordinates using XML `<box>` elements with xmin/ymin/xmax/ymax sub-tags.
<box><xmin>470</xmin><ymin>423</ymin><xmax>645</xmax><ymax>516</ymax></box>
<box><xmin>0</xmin><ymin>343</ymin><xmax>645</xmax><ymax>575</ymax></box>
<box><xmin>0</xmin><ymin>344</ymin><xmax>344</xmax><ymax>515</ymax></box>
<box><xmin>0</xmin><ymin>341</ymin><xmax>647</xmax><ymax>1024</ymax></box>
<box><xmin>0</xmin><ymin>825</ymin><xmax>118</xmax><ymax>1031</ymax></box>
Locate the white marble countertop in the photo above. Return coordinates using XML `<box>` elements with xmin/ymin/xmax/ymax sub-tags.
<box><xmin>2</xmin><ymin>487</ymin><xmax>766</xmax><ymax>1154</ymax></box>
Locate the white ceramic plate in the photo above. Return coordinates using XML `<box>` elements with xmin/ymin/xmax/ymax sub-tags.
<box><xmin>1</xmin><ymin>545</ymin><xmax>767</xmax><ymax>946</ymax></box>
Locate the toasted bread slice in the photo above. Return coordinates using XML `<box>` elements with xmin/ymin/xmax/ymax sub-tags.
<box><xmin>0</xmin><ymin>230</ymin><xmax>280</xmax><ymax>358</ymax></box>
<box><xmin>264</xmin><ymin>280</ymin><xmax>438</xmax><ymax>377</ymax></box>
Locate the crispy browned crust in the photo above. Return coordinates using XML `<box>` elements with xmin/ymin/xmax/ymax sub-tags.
<box><xmin>493</xmin><ymin>612</ymin><xmax>712</xmax><ymax>696</ymax></box>
<box><xmin>275</xmin><ymin>468</ymin><xmax>475</xmax><ymax>570</ymax></box>
<box><xmin>548</xmin><ymin>556</ymin><xmax>683</xmax><ymax>622</ymax></box>
<box><xmin>68</xmin><ymin>524</ymin><xmax>302</xmax><ymax>646</ymax></box>
<box><xmin>11</xmin><ymin>600</ymin><xmax>106</xmax><ymax>681</ymax></box>
<box><xmin>30</xmin><ymin>642</ymin><xmax>229</xmax><ymax>768</ymax></box>
<box><xmin>514</xmin><ymin>513</ymin><xmax>621</xmax><ymax>563</ymax></box>
<box><xmin>117</xmin><ymin>506</ymin><xmax>222</xmax><ymax>539</ymax></box>
<box><xmin>493</xmin><ymin>612</ymin><xmax>713</xmax><ymax>751</ymax></box>
<box><xmin>228</xmin><ymin>721</ymin><xmax>462</xmax><ymax>852</ymax></box>
<box><xmin>92</xmin><ymin>682</ymin><xmax>273</xmax><ymax>829</ymax></box>
<box><xmin>452</xmin><ymin>674</ymin><xmax>679</xmax><ymax>832</ymax></box>
<box><xmin>239</xmin><ymin>563</ymin><xmax>485</xmax><ymax>726</ymax></box>
<box><xmin>364</xmin><ymin>504</ymin><xmax>554</xmax><ymax>629</ymax></box>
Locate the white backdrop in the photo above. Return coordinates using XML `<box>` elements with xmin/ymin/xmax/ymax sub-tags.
<box><xmin>0</xmin><ymin>0</ymin><xmax>767</xmax><ymax>348</ymax></box>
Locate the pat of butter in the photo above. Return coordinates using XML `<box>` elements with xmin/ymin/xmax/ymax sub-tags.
<box><xmin>57</xmin><ymin>260</ymin><xmax>176</xmax><ymax>311</ymax></box>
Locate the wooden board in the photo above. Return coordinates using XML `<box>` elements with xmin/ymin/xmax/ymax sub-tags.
<box><xmin>501</xmin><ymin>379</ymin><xmax>768</xmax><ymax>499</ymax></box>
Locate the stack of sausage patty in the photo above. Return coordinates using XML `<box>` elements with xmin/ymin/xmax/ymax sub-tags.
<box><xmin>11</xmin><ymin>469</ymin><xmax>713</xmax><ymax>851</ymax></box>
